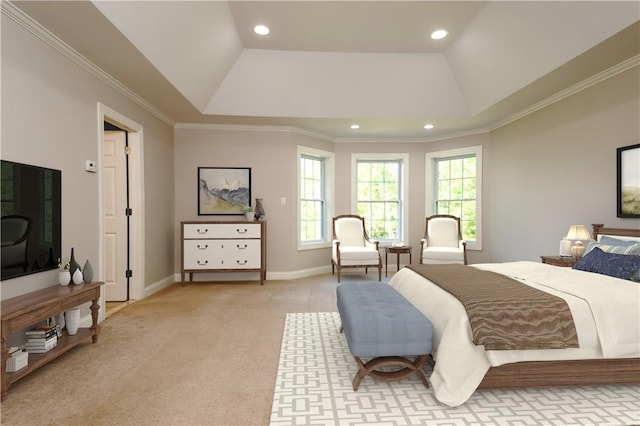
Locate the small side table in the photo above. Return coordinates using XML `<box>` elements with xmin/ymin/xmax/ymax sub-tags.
<box><xmin>540</xmin><ymin>255</ymin><xmax>577</xmax><ymax>267</ymax></box>
<box><xmin>385</xmin><ymin>246</ymin><xmax>412</xmax><ymax>277</ymax></box>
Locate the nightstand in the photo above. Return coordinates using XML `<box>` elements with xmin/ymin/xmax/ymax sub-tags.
<box><xmin>540</xmin><ymin>255</ymin><xmax>576</xmax><ymax>267</ymax></box>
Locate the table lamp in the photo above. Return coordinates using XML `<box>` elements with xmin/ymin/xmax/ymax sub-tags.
<box><xmin>566</xmin><ymin>225</ymin><xmax>592</xmax><ymax>259</ymax></box>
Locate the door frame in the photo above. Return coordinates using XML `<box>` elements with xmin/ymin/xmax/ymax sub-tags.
<box><xmin>97</xmin><ymin>103</ymin><xmax>145</xmax><ymax>307</ymax></box>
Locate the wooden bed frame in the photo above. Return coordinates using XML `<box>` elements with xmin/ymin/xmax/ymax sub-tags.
<box><xmin>477</xmin><ymin>223</ymin><xmax>640</xmax><ymax>390</ymax></box>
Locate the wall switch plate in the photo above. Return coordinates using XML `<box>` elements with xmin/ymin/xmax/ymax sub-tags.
<box><xmin>280</xmin><ymin>197</ymin><xmax>286</xmax><ymax>205</ymax></box>
<box><xmin>85</xmin><ymin>160</ymin><xmax>97</xmax><ymax>173</ymax></box>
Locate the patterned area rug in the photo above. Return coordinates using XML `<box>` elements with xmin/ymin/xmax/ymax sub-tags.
<box><xmin>270</xmin><ymin>312</ymin><xmax>640</xmax><ymax>426</ymax></box>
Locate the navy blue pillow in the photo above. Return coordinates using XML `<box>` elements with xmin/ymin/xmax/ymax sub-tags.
<box><xmin>573</xmin><ymin>247</ymin><xmax>640</xmax><ymax>280</ymax></box>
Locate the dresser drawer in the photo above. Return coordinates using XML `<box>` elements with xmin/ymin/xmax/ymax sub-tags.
<box><xmin>219</xmin><ymin>240</ymin><xmax>261</xmax><ymax>269</ymax></box>
<box><xmin>183</xmin><ymin>239</ymin><xmax>261</xmax><ymax>269</ymax></box>
<box><xmin>183</xmin><ymin>240</ymin><xmax>224</xmax><ymax>269</ymax></box>
<box><xmin>183</xmin><ymin>223</ymin><xmax>261</xmax><ymax>239</ymax></box>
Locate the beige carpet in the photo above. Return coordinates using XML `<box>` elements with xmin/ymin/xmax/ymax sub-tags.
<box><xmin>0</xmin><ymin>273</ymin><xmax>369</xmax><ymax>425</ymax></box>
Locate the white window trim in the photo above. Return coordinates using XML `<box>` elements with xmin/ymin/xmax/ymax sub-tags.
<box><xmin>425</xmin><ymin>146</ymin><xmax>482</xmax><ymax>250</ymax></box>
<box><xmin>351</xmin><ymin>153</ymin><xmax>409</xmax><ymax>245</ymax></box>
<box><xmin>297</xmin><ymin>145</ymin><xmax>334</xmax><ymax>251</ymax></box>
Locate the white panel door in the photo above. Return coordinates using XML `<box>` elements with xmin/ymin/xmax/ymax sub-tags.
<box><xmin>103</xmin><ymin>130</ymin><xmax>128</xmax><ymax>301</ymax></box>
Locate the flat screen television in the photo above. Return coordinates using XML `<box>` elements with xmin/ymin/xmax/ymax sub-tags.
<box><xmin>1</xmin><ymin>160</ymin><xmax>62</xmax><ymax>281</ymax></box>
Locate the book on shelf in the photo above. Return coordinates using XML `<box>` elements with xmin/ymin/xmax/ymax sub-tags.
<box><xmin>25</xmin><ymin>332</ymin><xmax>57</xmax><ymax>340</ymax></box>
<box><xmin>25</xmin><ymin>325</ymin><xmax>60</xmax><ymax>339</ymax></box>
<box><xmin>25</xmin><ymin>336</ymin><xmax>57</xmax><ymax>353</ymax></box>
<box><xmin>8</xmin><ymin>346</ymin><xmax>26</xmax><ymax>357</ymax></box>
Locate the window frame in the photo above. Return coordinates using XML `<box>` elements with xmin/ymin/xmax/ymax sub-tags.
<box><xmin>297</xmin><ymin>146</ymin><xmax>334</xmax><ymax>250</ymax></box>
<box><xmin>351</xmin><ymin>153</ymin><xmax>409</xmax><ymax>245</ymax></box>
<box><xmin>425</xmin><ymin>146</ymin><xmax>482</xmax><ymax>250</ymax></box>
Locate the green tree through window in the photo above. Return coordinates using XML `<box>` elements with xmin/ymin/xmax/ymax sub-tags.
<box><xmin>300</xmin><ymin>155</ymin><xmax>325</xmax><ymax>243</ymax></box>
<box><xmin>435</xmin><ymin>155</ymin><xmax>476</xmax><ymax>241</ymax></box>
<box><xmin>356</xmin><ymin>159</ymin><xmax>402</xmax><ymax>240</ymax></box>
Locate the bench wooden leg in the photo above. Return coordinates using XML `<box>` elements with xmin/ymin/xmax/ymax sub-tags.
<box><xmin>352</xmin><ymin>355</ymin><xmax>429</xmax><ymax>390</ymax></box>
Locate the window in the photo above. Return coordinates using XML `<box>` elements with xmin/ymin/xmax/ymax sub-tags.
<box><xmin>298</xmin><ymin>146</ymin><xmax>334</xmax><ymax>250</ymax></box>
<box><xmin>352</xmin><ymin>154</ymin><xmax>409</xmax><ymax>243</ymax></box>
<box><xmin>426</xmin><ymin>146</ymin><xmax>482</xmax><ymax>250</ymax></box>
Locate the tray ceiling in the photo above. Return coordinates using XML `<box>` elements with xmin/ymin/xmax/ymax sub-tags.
<box><xmin>9</xmin><ymin>1</ymin><xmax>640</xmax><ymax>141</ymax></box>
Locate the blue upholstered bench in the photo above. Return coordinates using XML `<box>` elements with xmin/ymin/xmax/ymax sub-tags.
<box><xmin>336</xmin><ymin>282</ymin><xmax>433</xmax><ymax>390</ymax></box>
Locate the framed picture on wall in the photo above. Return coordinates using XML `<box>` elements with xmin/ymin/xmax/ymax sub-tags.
<box><xmin>198</xmin><ymin>167</ymin><xmax>251</xmax><ymax>215</ymax></box>
<box><xmin>617</xmin><ymin>143</ymin><xmax>640</xmax><ymax>218</ymax></box>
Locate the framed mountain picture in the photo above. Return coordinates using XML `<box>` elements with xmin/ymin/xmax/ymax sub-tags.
<box><xmin>198</xmin><ymin>167</ymin><xmax>251</xmax><ymax>215</ymax></box>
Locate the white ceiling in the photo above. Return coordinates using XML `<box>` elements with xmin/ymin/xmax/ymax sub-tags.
<box><xmin>10</xmin><ymin>1</ymin><xmax>640</xmax><ymax>141</ymax></box>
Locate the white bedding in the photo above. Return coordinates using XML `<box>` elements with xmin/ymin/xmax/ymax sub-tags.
<box><xmin>389</xmin><ymin>261</ymin><xmax>640</xmax><ymax>407</ymax></box>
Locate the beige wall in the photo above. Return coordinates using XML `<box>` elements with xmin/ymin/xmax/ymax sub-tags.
<box><xmin>1</xmin><ymin>14</ymin><xmax>175</xmax><ymax>299</ymax></box>
<box><xmin>489</xmin><ymin>67</ymin><xmax>640</xmax><ymax>262</ymax></box>
<box><xmin>173</xmin><ymin>127</ymin><xmax>335</xmax><ymax>277</ymax></box>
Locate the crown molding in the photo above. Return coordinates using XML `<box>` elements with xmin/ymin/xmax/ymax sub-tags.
<box><xmin>2</xmin><ymin>1</ymin><xmax>175</xmax><ymax>127</ymax></box>
<box><xmin>490</xmin><ymin>54</ymin><xmax>640</xmax><ymax>132</ymax></box>
<box><xmin>174</xmin><ymin>122</ymin><xmax>334</xmax><ymax>142</ymax></box>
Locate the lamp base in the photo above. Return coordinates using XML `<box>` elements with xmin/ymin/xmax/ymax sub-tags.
<box><xmin>571</xmin><ymin>241</ymin><xmax>585</xmax><ymax>259</ymax></box>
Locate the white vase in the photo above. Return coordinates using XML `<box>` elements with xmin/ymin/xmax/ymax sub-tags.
<box><xmin>58</xmin><ymin>270</ymin><xmax>71</xmax><ymax>286</ymax></box>
<box><xmin>245</xmin><ymin>211</ymin><xmax>255</xmax><ymax>221</ymax></box>
<box><xmin>55</xmin><ymin>312</ymin><xmax>65</xmax><ymax>330</ymax></box>
<box><xmin>65</xmin><ymin>308</ymin><xmax>80</xmax><ymax>335</ymax></box>
<box><xmin>72</xmin><ymin>268</ymin><xmax>83</xmax><ymax>285</ymax></box>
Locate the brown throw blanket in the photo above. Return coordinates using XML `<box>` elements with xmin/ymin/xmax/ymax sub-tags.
<box><xmin>407</xmin><ymin>264</ymin><xmax>579</xmax><ymax>350</ymax></box>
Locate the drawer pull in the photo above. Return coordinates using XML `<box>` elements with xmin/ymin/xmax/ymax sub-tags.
<box><xmin>197</xmin><ymin>260</ymin><xmax>208</xmax><ymax>266</ymax></box>
<box><xmin>197</xmin><ymin>228</ymin><xmax>209</xmax><ymax>234</ymax></box>
<box><xmin>236</xmin><ymin>228</ymin><xmax>248</xmax><ymax>234</ymax></box>
<box><xmin>236</xmin><ymin>260</ymin><xmax>248</xmax><ymax>265</ymax></box>
<box><xmin>197</xmin><ymin>244</ymin><xmax>208</xmax><ymax>250</ymax></box>
<box><xmin>237</xmin><ymin>244</ymin><xmax>248</xmax><ymax>250</ymax></box>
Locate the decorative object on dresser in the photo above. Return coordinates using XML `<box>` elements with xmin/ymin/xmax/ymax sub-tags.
<box><xmin>64</xmin><ymin>308</ymin><xmax>81</xmax><ymax>335</ymax></box>
<box><xmin>1</xmin><ymin>281</ymin><xmax>103</xmax><ymax>401</ymax></box>
<box><xmin>558</xmin><ymin>238</ymin><xmax>572</xmax><ymax>257</ymax></box>
<box><xmin>58</xmin><ymin>268</ymin><xmax>71</xmax><ymax>285</ymax></box>
<box><xmin>197</xmin><ymin>167</ymin><xmax>251</xmax><ymax>215</ymax></box>
<box><xmin>242</xmin><ymin>206</ymin><xmax>255</xmax><ymax>222</ymax></box>
<box><xmin>617</xmin><ymin>143</ymin><xmax>640</xmax><ymax>218</ymax></box>
<box><xmin>254</xmin><ymin>198</ymin><xmax>265</xmax><ymax>220</ymax></box>
<box><xmin>565</xmin><ymin>224</ymin><xmax>592</xmax><ymax>259</ymax></box>
<box><xmin>540</xmin><ymin>255</ymin><xmax>577</xmax><ymax>267</ymax></box>
<box><xmin>181</xmin><ymin>221</ymin><xmax>267</xmax><ymax>285</ymax></box>
<box><xmin>82</xmin><ymin>259</ymin><xmax>94</xmax><ymax>283</ymax></box>
<box><xmin>68</xmin><ymin>247</ymin><xmax>81</xmax><ymax>277</ymax></box>
<box><xmin>72</xmin><ymin>268</ymin><xmax>83</xmax><ymax>285</ymax></box>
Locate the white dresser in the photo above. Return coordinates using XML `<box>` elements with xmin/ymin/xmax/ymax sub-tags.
<box><xmin>181</xmin><ymin>221</ymin><xmax>266</xmax><ymax>284</ymax></box>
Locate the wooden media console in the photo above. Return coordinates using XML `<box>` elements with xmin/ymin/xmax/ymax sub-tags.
<box><xmin>1</xmin><ymin>282</ymin><xmax>103</xmax><ymax>401</ymax></box>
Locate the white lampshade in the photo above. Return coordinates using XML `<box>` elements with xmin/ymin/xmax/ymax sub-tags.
<box><xmin>566</xmin><ymin>225</ymin><xmax>592</xmax><ymax>259</ymax></box>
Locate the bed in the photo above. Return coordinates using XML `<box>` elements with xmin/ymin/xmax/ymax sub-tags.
<box><xmin>389</xmin><ymin>223</ymin><xmax>640</xmax><ymax>407</ymax></box>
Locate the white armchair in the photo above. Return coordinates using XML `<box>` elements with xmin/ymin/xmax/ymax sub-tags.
<box><xmin>332</xmin><ymin>215</ymin><xmax>381</xmax><ymax>282</ymax></box>
<box><xmin>420</xmin><ymin>214</ymin><xmax>467</xmax><ymax>265</ymax></box>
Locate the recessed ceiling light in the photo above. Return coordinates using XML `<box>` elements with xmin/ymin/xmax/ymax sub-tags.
<box><xmin>430</xmin><ymin>30</ymin><xmax>448</xmax><ymax>40</ymax></box>
<box><xmin>350</xmin><ymin>124</ymin><xmax>360</xmax><ymax>130</ymax></box>
<box><xmin>424</xmin><ymin>124</ymin><xmax>435</xmax><ymax>129</ymax></box>
<box><xmin>254</xmin><ymin>25</ymin><xmax>270</xmax><ymax>36</ymax></box>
